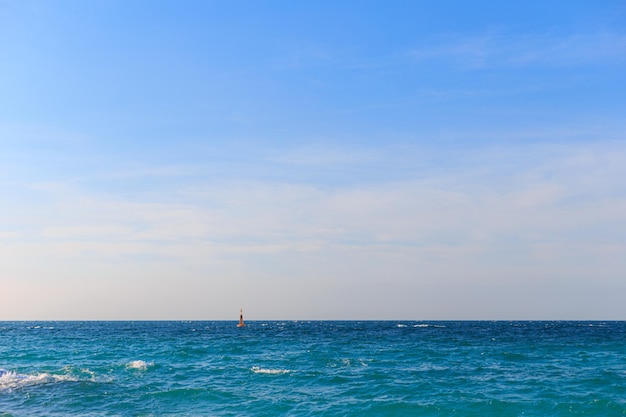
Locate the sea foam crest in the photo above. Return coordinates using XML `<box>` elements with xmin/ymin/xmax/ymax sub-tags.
<box><xmin>250</xmin><ymin>366</ymin><xmax>291</xmax><ymax>375</ymax></box>
<box><xmin>127</xmin><ymin>360</ymin><xmax>153</xmax><ymax>371</ymax></box>
<box><xmin>0</xmin><ymin>369</ymin><xmax>77</xmax><ymax>391</ymax></box>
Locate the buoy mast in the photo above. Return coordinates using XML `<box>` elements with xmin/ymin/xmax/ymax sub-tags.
<box><xmin>237</xmin><ymin>309</ymin><xmax>245</xmax><ymax>327</ymax></box>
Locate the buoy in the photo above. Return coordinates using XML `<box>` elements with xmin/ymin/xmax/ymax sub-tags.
<box><xmin>237</xmin><ymin>308</ymin><xmax>245</xmax><ymax>327</ymax></box>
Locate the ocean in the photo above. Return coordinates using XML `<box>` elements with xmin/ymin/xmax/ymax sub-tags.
<box><xmin>1</xmin><ymin>321</ymin><xmax>624</xmax><ymax>416</ymax></box>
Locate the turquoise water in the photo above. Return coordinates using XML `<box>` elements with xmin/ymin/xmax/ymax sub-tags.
<box><xmin>1</xmin><ymin>321</ymin><xmax>625</xmax><ymax>416</ymax></box>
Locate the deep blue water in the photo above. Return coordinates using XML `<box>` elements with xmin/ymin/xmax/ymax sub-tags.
<box><xmin>1</xmin><ymin>321</ymin><xmax>625</xmax><ymax>416</ymax></box>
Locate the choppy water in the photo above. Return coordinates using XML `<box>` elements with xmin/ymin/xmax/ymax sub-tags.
<box><xmin>1</xmin><ymin>321</ymin><xmax>625</xmax><ymax>416</ymax></box>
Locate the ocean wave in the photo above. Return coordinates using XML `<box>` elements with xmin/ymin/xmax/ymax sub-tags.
<box><xmin>0</xmin><ymin>369</ymin><xmax>78</xmax><ymax>391</ymax></box>
<box><xmin>126</xmin><ymin>360</ymin><xmax>153</xmax><ymax>371</ymax></box>
<box><xmin>250</xmin><ymin>366</ymin><xmax>291</xmax><ymax>375</ymax></box>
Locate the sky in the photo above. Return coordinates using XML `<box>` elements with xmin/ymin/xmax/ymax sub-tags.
<box><xmin>1</xmin><ymin>1</ymin><xmax>625</xmax><ymax>320</ymax></box>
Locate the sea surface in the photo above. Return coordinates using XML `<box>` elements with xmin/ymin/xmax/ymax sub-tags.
<box><xmin>1</xmin><ymin>321</ymin><xmax>625</xmax><ymax>416</ymax></box>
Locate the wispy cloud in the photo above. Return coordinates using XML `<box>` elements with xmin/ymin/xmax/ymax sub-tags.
<box><xmin>410</xmin><ymin>31</ymin><xmax>626</xmax><ymax>70</ymax></box>
<box><xmin>270</xmin><ymin>41</ymin><xmax>334</xmax><ymax>71</ymax></box>
<box><xmin>4</xmin><ymin>139</ymin><xmax>624</xmax><ymax>257</ymax></box>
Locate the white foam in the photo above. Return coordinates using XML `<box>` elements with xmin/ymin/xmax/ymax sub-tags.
<box><xmin>250</xmin><ymin>366</ymin><xmax>291</xmax><ymax>375</ymax></box>
<box><xmin>0</xmin><ymin>369</ymin><xmax>77</xmax><ymax>391</ymax></box>
<box><xmin>126</xmin><ymin>360</ymin><xmax>153</xmax><ymax>371</ymax></box>
<box><xmin>414</xmin><ymin>324</ymin><xmax>429</xmax><ymax>328</ymax></box>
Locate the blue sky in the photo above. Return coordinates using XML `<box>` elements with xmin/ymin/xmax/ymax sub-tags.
<box><xmin>1</xmin><ymin>1</ymin><xmax>625</xmax><ymax>319</ymax></box>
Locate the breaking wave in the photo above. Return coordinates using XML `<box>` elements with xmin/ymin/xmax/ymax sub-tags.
<box><xmin>126</xmin><ymin>360</ymin><xmax>153</xmax><ymax>371</ymax></box>
<box><xmin>250</xmin><ymin>366</ymin><xmax>291</xmax><ymax>375</ymax></box>
<box><xmin>0</xmin><ymin>369</ymin><xmax>78</xmax><ymax>391</ymax></box>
